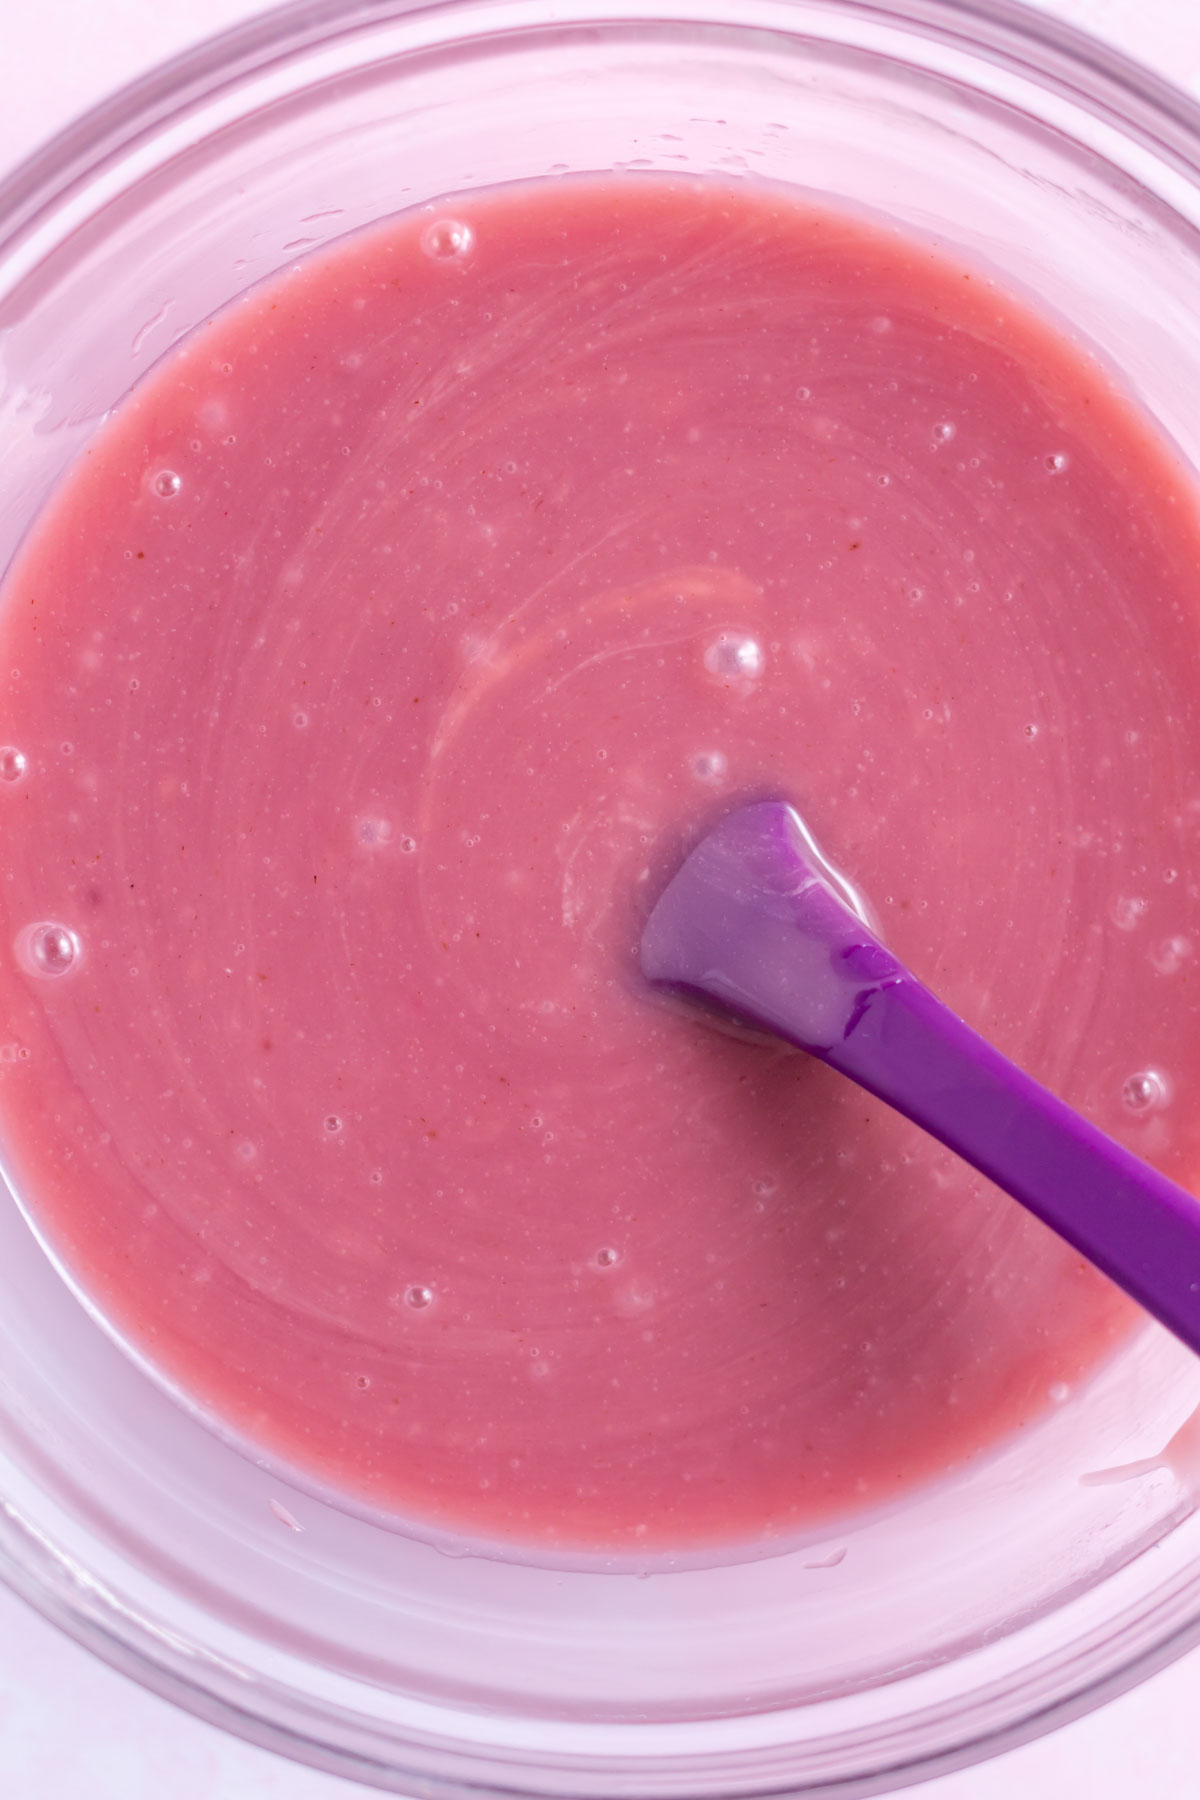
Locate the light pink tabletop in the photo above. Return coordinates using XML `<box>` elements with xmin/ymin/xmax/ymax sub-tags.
<box><xmin>0</xmin><ymin>2</ymin><xmax>1199</xmax><ymax>1796</ymax></box>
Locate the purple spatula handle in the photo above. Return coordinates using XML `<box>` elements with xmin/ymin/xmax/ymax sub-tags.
<box><xmin>641</xmin><ymin>800</ymin><xmax>1200</xmax><ymax>1355</ymax></box>
<box><xmin>832</xmin><ymin>978</ymin><xmax>1200</xmax><ymax>1348</ymax></box>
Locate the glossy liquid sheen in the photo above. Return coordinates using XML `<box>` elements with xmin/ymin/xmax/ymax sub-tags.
<box><xmin>1</xmin><ymin>178</ymin><xmax>1199</xmax><ymax>1555</ymax></box>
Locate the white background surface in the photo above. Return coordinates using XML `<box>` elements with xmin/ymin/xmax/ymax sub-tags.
<box><xmin>2</xmin><ymin>0</ymin><xmax>1200</xmax><ymax>1795</ymax></box>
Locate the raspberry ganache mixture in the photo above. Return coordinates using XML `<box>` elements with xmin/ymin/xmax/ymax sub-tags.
<box><xmin>0</xmin><ymin>178</ymin><xmax>1197</xmax><ymax>1552</ymax></box>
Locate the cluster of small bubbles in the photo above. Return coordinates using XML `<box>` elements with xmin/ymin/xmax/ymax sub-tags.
<box><xmin>704</xmin><ymin>632</ymin><xmax>765</xmax><ymax>685</ymax></box>
<box><xmin>1151</xmin><ymin>935</ymin><xmax>1191</xmax><ymax>975</ymax></box>
<box><xmin>405</xmin><ymin>1283</ymin><xmax>433</xmax><ymax>1310</ymax></box>
<box><xmin>356</xmin><ymin>815</ymin><xmax>393</xmax><ymax>848</ymax></box>
<box><xmin>17</xmin><ymin>922</ymin><xmax>81</xmax><ymax>979</ymax></box>
<box><xmin>323</xmin><ymin>1113</ymin><xmax>344</xmax><ymax>1136</ymax></box>
<box><xmin>1122</xmin><ymin>1068</ymin><xmax>1169</xmax><ymax>1112</ymax></box>
<box><xmin>293</xmin><ymin>711</ymin><xmax>309</xmax><ymax>729</ymax></box>
<box><xmin>0</xmin><ymin>747</ymin><xmax>27</xmax><ymax>783</ymax></box>
<box><xmin>932</xmin><ymin>422</ymin><xmax>956</xmax><ymax>444</ymax></box>
<box><xmin>1048</xmin><ymin>1381</ymin><xmax>1070</xmax><ymax>1404</ymax></box>
<box><xmin>690</xmin><ymin>750</ymin><xmax>728</xmax><ymax>784</ymax></box>
<box><xmin>420</xmin><ymin>218</ymin><xmax>475</xmax><ymax>260</ymax></box>
<box><xmin>150</xmin><ymin>469</ymin><xmax>182</xmax><ymax>499</ymax></box>
<box><xmin>1112</xmin><ymin>895</ymin><xmax>1147</xmax><ymax>932</ymax></box>
<box><xmin>1045</xmin><ymin>452</ymin><xmax>1069</xmax><ymax>474</ymax></box>
<box><xmin>595</xmin><ymin>1247</ymin><xmax>621</xmax><ymax>1268</ymax></box>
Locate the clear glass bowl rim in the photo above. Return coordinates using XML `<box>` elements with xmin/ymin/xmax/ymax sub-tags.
<box><xmin>3</xmin><ymin>0</ymin><xmax>1200</xmax><ymax>1795</ymax></box>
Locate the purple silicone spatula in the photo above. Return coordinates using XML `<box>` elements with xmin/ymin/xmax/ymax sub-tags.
<box><xmin>640</xmin><ymin>799</ymin><xmax>1200</xmax><ymax>1354</ymax></box>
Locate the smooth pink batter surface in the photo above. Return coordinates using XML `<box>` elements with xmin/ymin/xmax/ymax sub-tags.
<box><xmin>1</xmin><ymin>178</ymin><xmax>1199</xmax><ymax>1553</ymax></box>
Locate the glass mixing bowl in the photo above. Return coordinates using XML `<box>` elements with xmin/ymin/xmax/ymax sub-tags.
<box><xmin>2</xmin><ymin>0</ymin><xmax>1200</xmax><ymax>1793</ymax></box>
